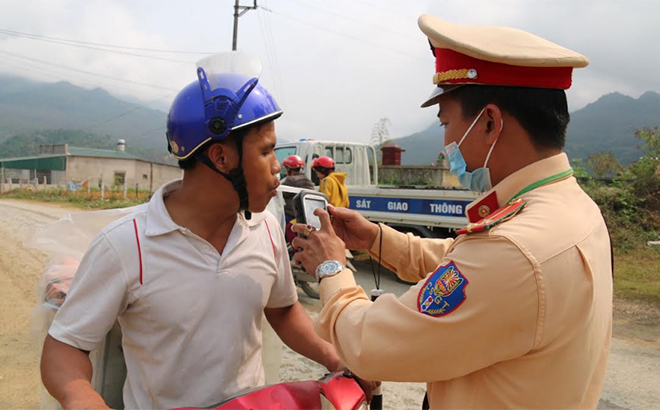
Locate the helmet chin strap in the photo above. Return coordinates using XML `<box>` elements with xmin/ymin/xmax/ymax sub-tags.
<box><xmin>194</xmin><ymin>136</ymin><xmax>252</xmax><ymax>220</ymax></box>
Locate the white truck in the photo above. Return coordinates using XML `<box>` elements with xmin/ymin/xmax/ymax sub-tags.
<box><xmin>275</xmin><ymin>139</ymin><xmax>478</xmax><ymax>238</ymax></box>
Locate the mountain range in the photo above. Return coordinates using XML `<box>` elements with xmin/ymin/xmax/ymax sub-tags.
<box><xmin>391</xmin><ymin>91</ymin><xmax>660</xmax><ymax>166</ymax></box>
<box><xmin>0</xmin><ymin>74</ymin><xmax>169</xmax><ymax>160</ymax></box>
<box><xmin>0</xmin><ymin>74</ymin><xmax>658</xmax><ymax>166</ymax></box>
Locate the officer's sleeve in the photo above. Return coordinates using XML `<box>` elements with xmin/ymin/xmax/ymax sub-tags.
<box><xmin>265</xmin><ymin>215</ymin><xmax>298</xmax><ymax>308</ymax></box>
<box><xmin>368</xmin><ymin>224</ymin><xmax>455</xmax><ymax>283</ymax></box>
<box><xmin>315</xmin><ymin>234</ymin><xmax>539</xmax><ymax>382</ymax></box>
<box><xmin>48</xmin><ymin>233</ymin><xmax>131</xmax><ymax>352</ymax></box>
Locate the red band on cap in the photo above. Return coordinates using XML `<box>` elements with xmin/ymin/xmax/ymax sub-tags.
<box><xmin>435</xmin><ymin>48</ymin><xmax>573</xmax><ymax>89</ymax></box>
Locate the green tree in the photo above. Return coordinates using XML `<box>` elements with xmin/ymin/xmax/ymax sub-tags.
<box><xmin>635</xmin><ymin>127</ymin><xmax>660</xmax><ymax>159</ymax></box>
<box><xmin>586</xmin><ymin>152</ymin><xmax>622</xmax><ymax>179</ymax></box>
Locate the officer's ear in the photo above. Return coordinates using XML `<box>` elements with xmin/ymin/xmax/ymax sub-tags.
<box><xmin>483</xmin><ymin>104</ymin><xmax>504</xmax><ymax>145</ymax></box>
<box><xmin>207</xmin><ymin>140</ymin><xmax>239</xmax><ymax>173</ymax></box>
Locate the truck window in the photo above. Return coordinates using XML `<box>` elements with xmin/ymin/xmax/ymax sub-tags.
<box><xmin>344</xmin><ymin>148</ymin><xmax>352</xmax><ymax>164</ymax></box>
<box><xmin>367</xmin><ymin>147</ymin><xmax>376</xmax><ymax>184</ymax></box>
<box><xmin>275</xmin><ymin>147</ymin><xmax>297</xmax><ymax>164</ymax></box>
<box><xmin>335</xmin><ymin>147</ymin><xmax>344</xmax><ymax>164</ymax></box>
<box><xmin>325</xmin><ymin>147</ymin><xmax>333</xmax><ymax>158</ymax></box>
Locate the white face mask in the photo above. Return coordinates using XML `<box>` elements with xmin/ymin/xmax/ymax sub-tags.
<box><xmin>444</xmin><ymin>108</ymin><xmax>503</xmax><ymax>193</ymax></box>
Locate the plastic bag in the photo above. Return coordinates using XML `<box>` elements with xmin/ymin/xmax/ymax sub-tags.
<box><xmin>27</xmin><ymin>207</ymin><xmax>138</xmax><ymax>410</ymax></box>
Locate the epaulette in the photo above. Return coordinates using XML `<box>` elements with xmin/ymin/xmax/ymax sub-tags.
<box><xmin>457</xmin><ymin>198</ymin><xmax>526</xmax><ymax>235</ymax></box>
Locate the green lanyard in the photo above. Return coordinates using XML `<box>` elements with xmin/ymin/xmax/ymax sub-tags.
<box><xmin>509</xmin><ymin>168</ymin><xmax>574</xmax><ymax>203</ymax></box>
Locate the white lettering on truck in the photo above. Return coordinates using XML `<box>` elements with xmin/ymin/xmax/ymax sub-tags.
<box><xmin>355</xmin><ymin>199</ymin><xmax>372</xmax><ymax>209</ymax></box>
<box><xmin>387</xmin><ymin>201</ymin><xmax>408</xmax><ymax>211</ymax></box>
<box><xmin>430</xmin><ymin>203</ymin><xmax>463</xmax><ymax>215</ymax></box>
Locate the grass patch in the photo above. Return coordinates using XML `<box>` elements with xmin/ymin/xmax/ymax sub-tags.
<box><xmin>614</xmin><ymin>247</ymin><xmax>660</xmax><ymax>305</ymax></box>
<box><xmin>0</xmin><ymin>187</ymin><xmax>148</xmax><ymax>209</ymax></box>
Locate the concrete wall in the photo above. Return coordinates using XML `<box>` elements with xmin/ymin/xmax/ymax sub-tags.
<box><xmin>379</xmin><ymin>161</ymin><xmax>461</xmax><ymax>188</ymax></box>
<box><xmin>66</xmin><ymin>157</ymin><xmax>181</xmax><ymax>192</ymax></box>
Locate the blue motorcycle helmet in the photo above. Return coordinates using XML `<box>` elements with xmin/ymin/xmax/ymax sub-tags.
<box><xmin>166</xmin><ymin>53</ymin><xmax>283</xmax><ymax>219</ymax></box>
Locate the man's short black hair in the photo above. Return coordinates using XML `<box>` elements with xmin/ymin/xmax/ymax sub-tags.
<box><xmin>447</xmin><ymin>85</ymin><xmax>570</xmax><ymax>150</ymax></box>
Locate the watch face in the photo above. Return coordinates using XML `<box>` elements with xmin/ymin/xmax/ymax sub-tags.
<box><xmin>321</xmin><ymin>261</ymin><xmax>341</xmax><ymax>274</ymax></box>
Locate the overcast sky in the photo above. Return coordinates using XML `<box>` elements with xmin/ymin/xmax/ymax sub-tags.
<box><xmin>0</xmin><ymin>0</ymin><xmax>658</xmax><ymax>144</ymax></box>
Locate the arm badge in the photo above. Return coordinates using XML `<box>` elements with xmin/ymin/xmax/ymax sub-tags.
<box><xmin>417</xmin><ymin>261</ymin><xmax>468</xmax><ymax>317</ymax></box>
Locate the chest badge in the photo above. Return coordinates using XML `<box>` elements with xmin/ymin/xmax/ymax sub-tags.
<box><xmin>417</xmin><ymin>261</ymin><xmax>468</xmax><ymax>317</ymax></box>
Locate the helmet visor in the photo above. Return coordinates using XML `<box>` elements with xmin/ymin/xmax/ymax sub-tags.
<box><xmin>196</xmin><ymin>52</ymin><xmax>262</xmax><ymax>94</ymax></box>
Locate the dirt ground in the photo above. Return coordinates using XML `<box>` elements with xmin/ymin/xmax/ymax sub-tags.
<box><xmin>0</xmin><ymin>198</ymin><xmax>658</xmax><ymax>410</ymax></box>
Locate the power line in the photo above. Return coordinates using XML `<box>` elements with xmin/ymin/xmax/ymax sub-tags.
<box><xmin>0</xmin><ymin>28</ymin><xmax>195</xmax><ymax>65</ymax></box>
<box><xmin>0</xmin><ymin>58</ymin><xmax>173</xmax><ymax>142</ymax></box>
<box><xmin>0</xmin><ymin>27</ymin><xmax>215</xmax><ymax>55</ymax></box>
<box><xmin>286</xmin><ymin>0</ymin><xmax>417</xmax><ymax>41</ymax></box>
<box><xmin>259</xmin><ymin>2</ymin><xmax>286</xmax><ymax>106</ymax></box>
<box><xmin>83</xmin><ymin>93</ymin><xmax>174</xmax><ymax>133</ymax></box>
<box><xmin>129</xmin><ymin>125</ymin><xmax>168</xmax><ymax>145</ymax></box>
<box><xmin>0</xmin><ymin>49</ymin><xmax>180</xmax><ymax>91</ymax></box>
<box><xmin>351</xmin><ymin>0</ymin><xmax>420</xmax><ymax>20</ymax></box>
<box><xmin>0</xmin><ymin>53</ymin><xmax>167</xmax><ymax>97</ymax></box>
<box><xmin>262</xmin><ymin>8</ymin><xmax>427</xmax><ymax>62</ymax></box>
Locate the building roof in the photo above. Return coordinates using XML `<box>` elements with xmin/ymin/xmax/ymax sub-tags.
<box><xmin>0</xmin><ymin>145</ymin><xmax>177</xmax><ymax>170</ymax></box>
<box><xmin>67</xmin><ymin>146</ymin><xmax>141</xmax><ymax>160</ymax></box>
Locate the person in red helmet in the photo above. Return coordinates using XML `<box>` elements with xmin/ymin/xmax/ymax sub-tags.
<box><xmin>312</xmin><ymin>156</ymin><xmax>349</xmax><ymax>208</ymax></box>
<box><xmin>281</xmin><ymin>155</ymin><xmax>314</xmax><ymax>223</ymax></box>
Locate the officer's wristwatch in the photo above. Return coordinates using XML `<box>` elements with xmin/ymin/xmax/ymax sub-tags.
<box><xmin>315</xmin><ymin>260</ymin><xmax>345</xmax><ymax>282</ymax></box>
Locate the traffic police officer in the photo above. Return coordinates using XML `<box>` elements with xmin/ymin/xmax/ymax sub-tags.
<box><xmin>292</xmin><ymin>15</ymin><xmax>613</xmax><ymax>409</ymax></box>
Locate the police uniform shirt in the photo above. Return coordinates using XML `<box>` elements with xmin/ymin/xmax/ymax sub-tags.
<box><xmin>315</xmin><ymin>153</ymin><xmax>613</xmax><ymax>409</ymax></box>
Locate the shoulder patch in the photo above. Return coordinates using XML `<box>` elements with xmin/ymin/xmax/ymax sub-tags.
<box><xmin>417</xmin><ymin>261</ymin><xmax>468</xmax><ymax>317</ymax></box>
<box><xmin>457</xmin><ymin>198</ymin><xmax>526</xmax><ymax>235</ymax></box>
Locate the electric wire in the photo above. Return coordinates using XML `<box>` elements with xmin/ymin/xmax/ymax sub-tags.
<box><xmin>0</xmin><ymin>29</ymin><xmax>196</xmax><ymax>65</ymax></box>
<box><xmin>287</xmin><ymin>0</ymin><xmax>417</xmax><ymax>41</ymax></box>
<box><xmin>261</xmin><ymin>1</ymin><xmax>286</xmax><ymax>106</ymax></box>
<box><xmin>257</xmin><ymin>6</ymin><xmax>281</xmax><ymax>101</ymax></box>
<box><xmin>0</xmin><ymin>53</ymin><xmax>168</xmax><ymax>97</ymax></box>
<box><xmin>0</xmin><ymin>28</ymin><xmax>214</xmax><ymax>54</ymax></box>
<box><xmin>0</xmin><ymin>49</ymin><xmax>180</xmax><ymax>91</ymax></box>
<box><xmin>0</xmin><ymin>56</ymin><xmax>173</xmax><ymax>147</ymax></box>
<box><xmin>261</xmin><ymin>8</ymin><xmax>426</xmax><ymax>62</ymax></box>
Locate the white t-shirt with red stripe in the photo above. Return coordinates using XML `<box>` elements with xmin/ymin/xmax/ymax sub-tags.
<box><xmin>49</xmin><ymin>179</ymin><xmax>298</xmax><ymax>410</ymax></box>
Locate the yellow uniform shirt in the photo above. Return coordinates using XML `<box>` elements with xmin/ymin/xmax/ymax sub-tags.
<box><xmin>315</xmin><ymin>153</ymin><xmax>613</xmax><ymax>409</ymax></box>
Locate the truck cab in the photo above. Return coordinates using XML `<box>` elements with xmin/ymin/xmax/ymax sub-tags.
<box><xmin>275</xmin><ymin>140</ymin><xmax>378</xmax><ymax>186</ymax></box>
<box><xmin>275</xmin><ymin>139</ymin><xmax>477</xmax><ymax>238</ymax></box>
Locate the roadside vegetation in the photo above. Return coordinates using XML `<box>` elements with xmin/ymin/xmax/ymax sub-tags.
<box><xmin>0</xmin><ymin>186</ymin><xmax>149</xmax><ymax>209</ymax></box>
<box><xmin>575</xmin><ymin>127</ymin><xmax>660</xmax><ymax>304</ymax></box>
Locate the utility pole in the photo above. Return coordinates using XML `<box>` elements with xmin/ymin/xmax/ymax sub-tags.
<box><xmin>233</xmin><ymin>0</ymin><xmax>258</xmax><ymax>51</ymax></box>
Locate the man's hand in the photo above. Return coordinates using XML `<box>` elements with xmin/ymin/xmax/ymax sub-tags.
<box><xmin>346</xmin><ymin>370</ymin><xmax>381</xmax><ymax>404</ymax></box>
<box><xmin>327</xmin><ymin>206</ymin><xmax>379</xmax><ymax>251</ymax></box>
<box><xmin>292</xmin><ymin>209</ymin><xmax>347</xmax><ymax>276</ymax></box>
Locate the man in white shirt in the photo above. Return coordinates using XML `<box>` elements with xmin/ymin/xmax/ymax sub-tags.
<box><xmin>40</xmin><ymin>53</ymin><xmax>344</xmax><ymax>410</ymax></box>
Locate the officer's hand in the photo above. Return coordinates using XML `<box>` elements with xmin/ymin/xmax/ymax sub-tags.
<box><xmin>327</xmin><ymin>206</ymin><xmax>379</xmax><ymax>251</ymax></box>
<box><xmin>291</xmin><ymin>209</ymin><xmax>346</xmax><ymax>276</ymax></box>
